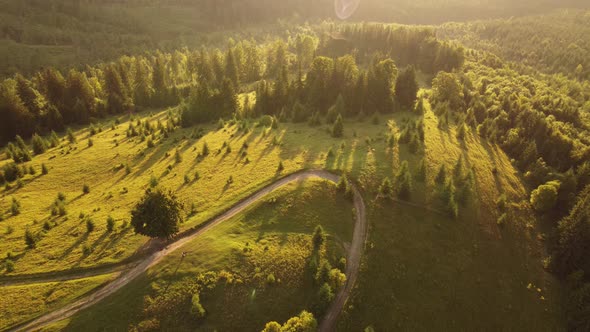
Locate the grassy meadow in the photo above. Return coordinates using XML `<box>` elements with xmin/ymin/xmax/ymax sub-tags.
<box><xmin>42</xmin><ymin>179</ymin><xmax>354</xmax><ymax>331</ymax></box>
<box><xmin>0</xmin><ymin>98</ymin><xmax>562</xmax><ymax>330</ymax></box>
<box><xmin>0</xmin><ymin>273</ymin><xmax>117</xmax><ymax>329</ymax></box>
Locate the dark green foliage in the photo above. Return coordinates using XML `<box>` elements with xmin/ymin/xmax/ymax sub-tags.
<box><xmin>277</xmin><ymin>161</ymin><xmax>284</xmax><ymax>173</ymax></box>
<box><xmin>83</xmin><ymin>184</ymin><xmax>90</xmax><ymax>194</ymax></box>
<box><xmin>435</xmin><ymin>164</ymin><xmax>447</xmax><ymax>185</ymax></box>
<box><xmin>31</xmin><ymin>133</ymin><xmax>47</xmax><ymax>155</ymax></box>
<box><xmin>530</xmin><ymin>181</ymin><xmax>560</xmax><ymax>212</ymax></box>
<box><xmin>131</xmin><ymin>189</ymin><xmax>183</xmax><ymax>240</ymax></box>
<box><xmin>190</xmin><ymin>293</ymin><xmax>206</xmax><ymax>319</ymax></box>
<box><xmin>317</xmin><ymin>282</ymin><xmax>334</xmax><ymax>313</ymax></box>
<box><xmin>175</xmin><ymin>149</ymin><xmax>182</xmax><ymax>164</ymax></box>
<box><xmin>332</xmin><ymin>114</ymin><xmax>344</xmax><ymax>138</ymax></box>
<box><xmin>2</xmin><ymin>163</ymin><xmax>21</xmax><ymax>182</ymax></box>
<box><xmin>394</xmin><ymin>66</ymin><xmax>419</xmax><ymax>110</ymax></box>
<box><xmin>312</xmin><ymin>225</ymin><xmax>325</xmax><ymax>251</ymax></box>
<box><xmin>67</xmin><ymin>128</ymin><xmax>76</xmax><ymax>143</ymax></box>
<box><xmin>11</xmin><ymin>197</ymin><xmax>21</xmax><ymax>216</ymax></box>
<box><xmin>86</xmin><ymin>218</ymin><xmax>95</xmax><ymax>233</ymax></box>
<box><xmin>24</xmin><ymin>229</ymin><xmax>36</xmax><ymax>249</ymax></box>
<box><xmin>378</xmin><ymin>177</ymin><xmax>394</xmax><ymax>200</ymax></box>
<box><xmin>395</xmin><ymin>161</ymin><xmax>413</xmax><ymax>199</ymax></box>
<box><xmin>107</xmin><ymin>216</ymin><xmax>115</xmax><ymax>232</ymax></box>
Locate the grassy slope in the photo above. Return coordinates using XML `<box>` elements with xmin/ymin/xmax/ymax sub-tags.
<box><xmin>0</xmin><ymin>273</ymin><xmax>116</xmax><ymax>329</ymax></box>
<box><xmin>46</xmin><ymin>179</ymin><xmax>353</xmax><ymax>331</ymax></box>
<box><xmin>0</xmin><ymin>98</ymin><xmax>562</xmax><ymax>329</ymax></box>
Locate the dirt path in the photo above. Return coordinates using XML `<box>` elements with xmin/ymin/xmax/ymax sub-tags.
<box><xmin>6</xmin><ymin>170</ymin><xmax>368</xmax><ymax>332</ymax></box>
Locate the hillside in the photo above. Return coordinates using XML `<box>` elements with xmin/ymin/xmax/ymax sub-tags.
<box><xmin>1</xmin><ymin>8</ymin><xmax>590</xmax><ymax>332</ymax></box>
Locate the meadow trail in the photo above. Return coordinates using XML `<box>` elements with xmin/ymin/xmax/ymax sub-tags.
<box><xmin>6</xmin><ymin>170</ymin><xmax>368</xmax><ymax>332</ymax></box>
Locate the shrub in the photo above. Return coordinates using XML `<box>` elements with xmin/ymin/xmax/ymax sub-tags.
<box><xmin>395</xmin><ymin>161</ymin><xmax>413</xmax><ymax>199</ymax></box>
<box><xmin>49</xmin><ymin>131</ymin><xmax>60</xmax><ymax>147</ymax></box>
<box><xmin>315</xmin><ymin>260</ymin><xmax>332</xmax><ymax>284</ymax></box>
<box><xmin>5</xmin><ymin>259</ymin><xmax>14</xmax><ymax>272</ymax></box>
<box><xmin>67</xmin><ymin>128</ymin><xmax>76</xmax><ymax>143</ymax></box>
<box><xmin>184</xmin><ymin>174</ymin><xmax>190</xmax><ymax>184</ymax></box>
<box><xmin>57</xmin><ymin>192</ymin><xmax>66</xmax><ymax>201</ymax></box>
<box><xmin>41</xmin><ymin>163</ymin><xmax>48</xmax><ymax>175</ymax></box>
<box><xmin>11</xmin><ymin>197</ymin><xmax>20</xmax><ymax>216</ymax></box>
<box><xmin>2</xmin><ymin>163</ymin><xmax>20</xmax><ymax>182</ymax></box>
<box><xmin>29</xmin><ymin>165</ymin><xmax>35</xmax><ymax>175</ymax></box>
<box><xmin>530</xmin><ymin>180</ymin><xmax>560</xmax><ymax>212</ymax></box>
<box><xmin>267</xmin><ymin>273</ymin><xmax>276</xmax><ymax>285</ymax></box>
<box><xmin>435</xmin><ymin>164</ymin><xmax>447</xmax><ymax>185</ymax></box>
<box><xmin>312</xmin><ymin>225</ymin><xmax>325</xmax><ymax>251</ymax></box>
<box><xmin>371</xmin><ymin>112</ymin><xmax>380</xmax><ymax>125</ymax></box>
<box><xmin>328</xmin><ymin>268</ymin><xmax>347</xmax><ymax>289</ymax></box>
<box><xmin>25</xmin><ymin>229</ymin><xmax>36</xmax><ymax>249</ymax></box>
<box><xmin>87</xmin><ymin>138</ymin><xmax>93</xmax><ymax>147</ymax></box>
<box><xmin>190</xmin><ymin>293</ymin><xmax>206</xmax><ymax>319</ymax></box>
<box><xmin>378</xmin><ymin>177</ymin><xmax>394</xmax><ymax>199</ymax></box>
<box><xmin>175</xmin><ymin>149</ymin><xmax>182</xmax><ymax>163</ymax></box>
<box><xmin>83</xmin><ymin>184</ymin><xmax>90</xmax><ymax>194</ymax></box>
<box><xmin>150</xmin><ymin>175</ymin><xmax>158</xmax><ymax>188</ymax></box>
<box><xmin>107</xmin><ymin>216</ymin><xmax>115</xmax><ymax>232</ymax></box>
<box><xmin>277</xmin><ymin>161</ymin><xmax>284</xmax><ymax>173</ymax></box>
<box><xmin>82</xmin><ymin>245</ymin><xmax>92</xmax><ymax>256</ymax></box>
<box><xmin>86</xmin><ymin>218</ymin><xmax>95</xmax><ymax>233</ymax></box>
<box><xmin>201</xmin><ymin>141</ymin><xmax>209</xmax><ymax>156</ymax></box>
<box><xmin>31</xmin><ymin>133</ymin><xmax>48</xmax><ymax>154</ymax></box>
<box><xmin>125</xmin><ymin>163</ymin><xmax>132</xmax><ymax>175</ymax></box>
<box><xmin>317</xmin><ymin>283</ymin><xmax>334</xmax><ymax>312</ymax></box>
<box><xmin>332</xmin><ymin>114</ymin><xmax>344</xmax><ymax>138</ymax></box>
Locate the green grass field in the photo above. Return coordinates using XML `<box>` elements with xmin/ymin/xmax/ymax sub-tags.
<box><xmin>42</xmin><ymin>179</ymin><xmax>353</xmax><ymax>331</ymax></box>
<box><xmin>0</xmin><ymin>273</ymin><xmax>117</xmax><ymax>329</ymax></box>
<box><xmin>0</xmin><ymin>98</ymin><xmax>562</xmax><ymax>330</ymax></box>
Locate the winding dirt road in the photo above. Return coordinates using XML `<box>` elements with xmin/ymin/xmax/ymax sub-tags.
<box><xmin>6</xmin><ymin>170</ymin><xmax>368</xmax><ymax>332</ymax></box>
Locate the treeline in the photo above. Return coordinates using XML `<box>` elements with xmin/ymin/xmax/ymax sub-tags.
<box><xmin>1</xmin><ymin>23</ymin><xmax>464</xmax><ymax>149</ymax></box>
<box><xmin>438</xmin><ymin>10</ymin><xmax>590</xmax><ymax>80</ymax></box>
<box><xmin>182</xmin><ymin>24</ymin><xmax>464</xmax><ymax>126</ymax></box>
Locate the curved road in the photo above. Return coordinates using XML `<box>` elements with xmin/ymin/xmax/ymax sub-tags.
<box><xmin>7</xmin><ymin>170</ymin><xmax>368</xmax><ymax>332</ymax></box>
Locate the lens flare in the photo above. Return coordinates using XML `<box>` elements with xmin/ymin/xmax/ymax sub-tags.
<box><xmin>335</xmin><ymin>0</ymin><xmax>360</xmax><ymax>20</ymax></box>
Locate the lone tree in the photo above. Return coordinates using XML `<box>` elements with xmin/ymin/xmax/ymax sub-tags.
<box><xmin>332</xmin><ymin>114</ymin><xmax>344</xmax><ymax>138</ymax></box>
<box><xmin>131</xmin><ymin>188</ymin><xmax>183</xmax><ymax>240</ymax></box>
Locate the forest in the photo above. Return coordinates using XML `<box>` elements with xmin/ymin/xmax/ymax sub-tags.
<box><xmin>1</xmin><ymin>1</ymin><xmax>590</xmax><ymax>332</ymax></box>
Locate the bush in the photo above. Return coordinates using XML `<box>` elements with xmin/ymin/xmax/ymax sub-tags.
<box><xmin>267</xmin><ymin>273</ymin><xmax>276</xmax><ymax>285</ymax></box>
<box><xmin>150</xmin><ymin>175</ymin><xmax>158</xmax><ymax>188</ymax></box>
<box><xmin>41</xmin><ymin>163</ymin><xmax>48</xmax><ymax>175</ymax></box>
<box><xmin>5</xmin><ymin>259</ymin><xmax>14</xmax><ymax>272</ymax></box>
<box><xmin>184</xmin><ymin>174</ymin><xmax>190</xmax><ymax>184</ymax></box>
<box><xmin>190</xmin><ymin>293</ymin><xmax>206</xmax><ymax>319</ymax></box>
<box><xmin>435</xmin><ymin>164</ymin><xmax>447</xmax><ymax>185</ymax></box>
<box><xmin>530</xmin><ymin>180</ymin><xmax>560</xmax><ymax>212</ymax></box>
<box><xmin>87</xmin><ymin>138</ymin><xmax>93</xmax><ymax>147</ymax></box>
<box><xmin>107</xmin><ymin>216</ymin><xmax>115</xmax><ymax>232</ymax></box>
<box><xmin>86</xmin><ymin>218</ymin><xmax>95</xmax><ymax>233</ymax></box>
<box><xmin>312</xmin><ymin>225</ymin><xmax>325</xmax><ymax>251</ymax></box>
<box><xmin>315</xmin><ymin>260</ymin><xmax>332</xmax><ymax>284</ymax></box>
<box><xmin>83</xmin><ymin>184</ymin><xmax>90</xmax><ymax>194</ymax></box>
<box><xmin>201</xmin><ymin>141</ymin><xmax>209</xmax><ymax>156</ymax></box>
<box><xmin>67</xmin><ymin>128</ymin><xmax>76</xmax><ymax>143</ymax></box>
<box><xmin>332</xmin><ymin>114</ymin><xmax>344</xmax><ymax>138</ymax></box>
<box><xmin>57</xmin><ymin>192</ymin><xmax>66</xmax><ymax>201</ymax></box>
<box><xmin>378</xmin><ymin>177</ymin><xmax>394</xmax><ymax>199</ymax></box>
<box><xmin>277</xmin><ymin>161</ymin><xmax>284</xmax><ymax>173</ymax></box>
<box><xmin>24</xmin><ymin>229</ymin><xmax>36</xmax><ymax>249</ymax></box>
<box><xmin>175</xmin><ymin>149</ymin><xmax>182</xmax><ymax>163</ymax></box>
<box><xmin>11</xmin><ymin>197</ymin><xmax>20</xmax><ymax>216</ymax></box>
<box><xmin>31</xmin><ymin>133</ymin><xmax>48</xmax><ymax>155</ymax></box>
<box><xmin>2</xmin><ymin>163</ymin><xmax>21</xmax><ymax>182</ymax></box>
<box><xmin>317</xmin><ymin>283</ymin><xmax>334</xmax><ymax>312</ymax></box>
